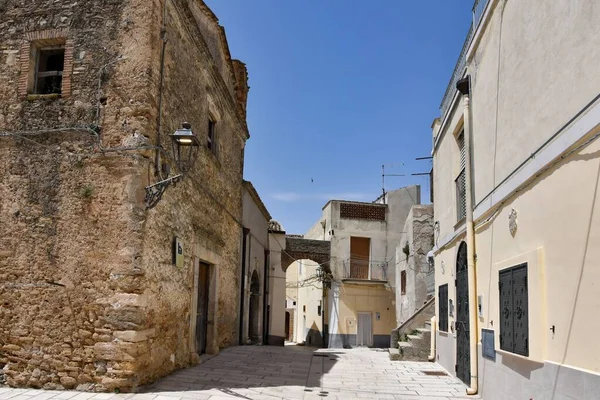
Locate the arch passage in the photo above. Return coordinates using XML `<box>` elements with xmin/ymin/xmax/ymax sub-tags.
<box><xmin>281</xmin><ymin>237</ymin><xmax>330</xmax><ymax>272</ymax></box>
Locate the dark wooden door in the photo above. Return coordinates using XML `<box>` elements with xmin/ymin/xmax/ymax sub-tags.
<box><xmin>455</xmin><ymin>242</ymin><xmax>470</xmax><ymax>385</ymax></box>
<box><xmin>196</xmin><ymin>262</ymin><xmax>210</xmax><ymax>355</ymax></box>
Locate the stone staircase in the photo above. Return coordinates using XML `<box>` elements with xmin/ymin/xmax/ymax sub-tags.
<box><xmin>389</xmin><ymin>297</ymin><xmax>435</xmax><ymax>361</ymax></box>
<box><xmin>389</xmin><ymin>320</ymin><xmax>432</xmax><ymax>361</ymax></box>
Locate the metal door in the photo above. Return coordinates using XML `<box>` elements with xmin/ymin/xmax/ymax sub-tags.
<box><xmin>196</xmin><ymin>262</ymin><xmax>210</xmax><ymax>355</ymax></box>
<box><xmin>357</xmin><ymin>312</ymin><xmax>372</xmax><ymax>347</ymax></box>
<box><xmin>455</xmin><ymin>242</ymin><xmax>470</xmax><ymax>385</ymax></box>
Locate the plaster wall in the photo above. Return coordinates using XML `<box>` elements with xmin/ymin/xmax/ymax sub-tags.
<box><xmin>334</xmin><ymin>284</ymin><xmax>396</xmax><ymax>348</ymax></box>
<box><xmin>268</xmin><ymin>252</ymin><xmax>286</xmax><ymax>346</ymax></box>
<box><xmin>290</xmin><ymin>260</ymin><xmax>323</xmax><ymax>346</ymax></box>
<box><xmin>469</xmin><ymin>0</ymin><xmax>600</xmax><ymax>205</ymax></box>
<box><xmin>432</xmin><ymin>0</ymin><xmax>600</xmax><ymax>393</ymax></box>
<box><xmin>241</xmin><ymin>186</ymin><xmax>270</xmax><ymax>343</ymax></box>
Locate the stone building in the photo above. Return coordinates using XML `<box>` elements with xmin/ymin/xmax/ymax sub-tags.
<box><xmin>395</xmin><ymin>204</ymin><xmax>434</xmax><ymax>325</ymax></box>
<box><xmin>287</xmin><ymin>186</ymin><xmax>420</xmax><ymax>348</ymax></box>
<box><xmin>0</xmin><ymin>0</ymin><xmax>249</xmax><ymax>392</ymax></box>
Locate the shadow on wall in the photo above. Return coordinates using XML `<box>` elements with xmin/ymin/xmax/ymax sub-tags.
<box><xmin>303</xmin><ymin>322</ymin><xmax>324</xmax><ymax>347</ymax></box>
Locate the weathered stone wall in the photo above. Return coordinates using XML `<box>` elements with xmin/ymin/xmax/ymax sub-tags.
<box><xmin>0</xmin><ymin>0</ymin><xmax>247</xmax><ymax>392</ymax></box>
<box><xmin>395</xmin><ymin>205</ymin><xmax>434</xmax><ymax>326</ymax></box>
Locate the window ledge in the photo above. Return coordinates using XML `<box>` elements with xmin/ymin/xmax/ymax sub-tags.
<box><xmin>454</xmin><ymin>218</ymin><xmax>466</xmax><ymax>230</ymax></box>
<box><xmin>494</xmin><ymin>348</ymin><xmax>542</xmax><ymax>365</ymax></box>
<box><xmin>27</xmin><ymin>94</ymin><xmax>62</xmax><ymax>101</ymax></box>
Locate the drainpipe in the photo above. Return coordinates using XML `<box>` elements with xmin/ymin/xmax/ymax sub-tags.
<box><xmin>263</xmin><ymin>249</ymin><xmax>270</xmax><ymax>345</ymax></box>
<box><xmin>239</xmin><ymin>228</ymin><xmax>250</xmax><ymax>345</ymax></box>
<box><xmin>428</xmin><ymin>315</ymin><xmax>436</xmax><ymax>361</ymax></box>
<box><xmin>457</xmin><ymin>76</ymin><xmax>478</xmax><ymax>395</ymax></box>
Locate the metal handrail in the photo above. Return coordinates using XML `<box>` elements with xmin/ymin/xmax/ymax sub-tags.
<box><xmin>439</xmin><ymin>0</ymin><xmax>491</xmax><ymax>119</ymax></box>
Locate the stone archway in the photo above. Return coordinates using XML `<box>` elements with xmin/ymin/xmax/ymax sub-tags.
<box><xmin>248</xmin><ymin>270</ymin><xmax>260</xmax><ymax>343</ymax></box>
<box><xmin>281</xmin><ymin>237</ymin><xmax>331</xmax><ymax>273</ymax></box>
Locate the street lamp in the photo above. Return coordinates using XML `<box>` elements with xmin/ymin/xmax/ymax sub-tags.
<box><xmin>145</xmin><ymin>122</ymin><xmax>200</xmax><ymax>209</ymax></box>
<box><xmin>169</xmin><ymin>122</ymin><xmax>200</xmax><ymax>174</ymax></box>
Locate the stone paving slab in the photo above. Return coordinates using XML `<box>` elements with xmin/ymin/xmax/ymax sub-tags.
<box><xmin>0</xmin><ymin>345</ymin><xmax>480</xmax><ymax>399</ymax></box>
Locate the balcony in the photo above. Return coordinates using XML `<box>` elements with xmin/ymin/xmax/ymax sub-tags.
<box><xmin>439</xmin><ymin>0</ymin><xmax>491</xmax><ymax>120</ymax></box>
<box><xmin>341</xmin><ymin>258</ymin><xmax>388</xmax><ymax>283</ymax></box>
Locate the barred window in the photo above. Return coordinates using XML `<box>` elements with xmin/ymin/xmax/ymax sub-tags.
<box><xmin>456</xmin><ymin>132</ymin><xmax>466</xmax><ymax>221</ymax></box>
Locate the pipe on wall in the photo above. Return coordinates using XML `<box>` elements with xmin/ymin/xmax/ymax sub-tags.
<box><xmin>428</xmin><ymin>315</ymin><xmax>437</xmax><ymax>361</ymax></box>
<box><xmin>239</xmin><ymin>228</ymin><xmax>250</xmax><ymax>345</ymax></box>
<box><xmin>458</xmin><ymin>77</ymin><xmax>479</xmax><ymax>396</ymax></box>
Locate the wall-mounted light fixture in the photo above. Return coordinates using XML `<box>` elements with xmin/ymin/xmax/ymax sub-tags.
<box><xmin>145</xmin><ymin>122</ymin><xmax>200</xmax><ymax>209</ymax></box>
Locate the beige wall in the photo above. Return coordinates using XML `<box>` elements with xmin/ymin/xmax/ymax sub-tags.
<box><xmin>288</xmin><ymin>259</ymin><xmax>323</xmax><ymax>344</ymax></box>
<box><xmin>433</xmin><ymin>0</ymin><xmax>600</xmax><ymax>379</ymax></box>
<box><xmin>337</xmin><ymin>284</ymin><xmax>395</xmax><ymax>337</ymax></box>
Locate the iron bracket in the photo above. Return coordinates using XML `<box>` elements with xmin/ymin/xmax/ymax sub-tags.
<box><xmin>145</xmin><ymin>174</ymin><xmax>182</xmax><ymax>209</ymax></box>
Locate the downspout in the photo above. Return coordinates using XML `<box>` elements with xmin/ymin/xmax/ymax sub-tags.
<box><xmin>428</xmin><ymin>315</ymin><xmax>436</xmax><ymax>361</ymax></box>
<box><xmin>457</xmin><ymin>76</ymin><xmax>478</xmax><ymax>395</ymax></box>
<box><xmin>263</xmin><ymin>249</ymin><xmax>270</xmax><ymax>344</ymax></box>
<box><xmin>155</xmin><ymin>0</ymin><xmax>169</xmax><ymax>176</ymax></box>
<box><xmin>239</xmin><ymin>228</ymin><xmax>250</xmax><ymax>345</ymax></box>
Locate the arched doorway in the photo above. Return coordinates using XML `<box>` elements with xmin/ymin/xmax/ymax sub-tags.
<box><xmin>455</xmin><ymin>241</ymin><xmax>470</xmax><ymax>385</ymax></box>
<box><xmin>249</xmin><ymin>271</ymin><xmax>260</xmax><ymax>343</ymax></box>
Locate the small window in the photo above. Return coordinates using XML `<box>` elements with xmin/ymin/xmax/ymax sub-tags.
<box><xmin>499</xmin><ymin>263</ymin><xmax>529</xmax><ymax>356</ymax></box>
<box><xmin>438</xmin><ymin>284</ymin><xmax>448</xmax><ymax>332</ymax></box>
<box><xmin>400</xmin><ymin>271</ymin><xmax>407</xmax><ymax>295</ymax></box>
<box><xmin>317</xmin><ymin>301</ymin><xmax>322</xmax><ymax>316</ymax></box>
<box><xmin>207</xmin><ymin>118</ymin><xmax>216</xmax><ymax>154</ymax></box>
<box><xmin>34</xmin><ymin>47</ymin><xmax>65</xmax><ymax>94</ymax></box>
<box><xmin>456</xmin><ymin>131</ymin><xmax>466</xmax><ymax>221</ymax></box>
<box><xmin>293</xmin><ymin>301</ymin><xmax>296</xmax><ymax>306</ymax></box>
<box><xmin>303</xmin><ymin>305</ymin><xmax>306</xmax><ymax>313</ymax></box>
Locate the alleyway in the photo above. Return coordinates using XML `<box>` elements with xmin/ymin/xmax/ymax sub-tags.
<box><xmin>0</xmin><ymin>345</ymin><xmax>478</xmax><ymax>400</ymax></box>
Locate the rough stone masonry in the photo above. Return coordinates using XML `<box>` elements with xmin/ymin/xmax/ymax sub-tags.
<box><xmin>0</xmin><ymin>0</ymin><xmax>250</xmax><ymax>392</ymax></box>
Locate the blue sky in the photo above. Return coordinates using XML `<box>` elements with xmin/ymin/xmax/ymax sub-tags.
<box><xmin>205</xmin><ymin>0</ymin><xmax>473</xmax><ymax>234</ymax></box>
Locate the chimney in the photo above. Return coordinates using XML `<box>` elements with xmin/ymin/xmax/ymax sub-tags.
<box><xmin>232</xmin><ymin>60</ymin><xmax>249</xmax><ymax>118</ymax></box>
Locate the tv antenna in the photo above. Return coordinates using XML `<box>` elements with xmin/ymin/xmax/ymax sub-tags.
<box><xmin>381</xmin><ymin>163</ymin><xmax>406</xmax><ymax>203</ymax></box>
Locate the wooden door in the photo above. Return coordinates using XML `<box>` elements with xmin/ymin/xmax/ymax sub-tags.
<box><xmin>196</xmin><ymin>262</ymin><xmax>210</xmax><ymax>355</ymax></box>
<box><xmin>357</xmin><ymin>312</ymin><xmax>372</xmax><ymax>347</ymax></box>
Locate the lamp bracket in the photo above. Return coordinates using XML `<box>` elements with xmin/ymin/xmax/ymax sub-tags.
<box><xmin>145</xmin><ymin>174</ymin><xmax>182</xmax><ymax>209</ymax></box>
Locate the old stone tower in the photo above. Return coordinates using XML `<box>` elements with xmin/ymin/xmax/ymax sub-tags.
<box><xmin>0</xmin><ymin>0</ymin><xmax>249</xmax><ymax>392</ymax></box>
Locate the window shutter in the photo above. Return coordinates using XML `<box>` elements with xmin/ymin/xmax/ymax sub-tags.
<box><xmin>458</xmin><ymin>133</ymin><xmax>466</xmax><ymax>171</ymax></box>
<box><xmin>499</xmin><ymin>269</ymin><xmax>513</xmax><ymax>352</ymax></box>
<box><xmin>512</xmin><ymin>264</ymin><xmax>529</xmax><ymax>356</ymax></box>
<box><xmin>438</xmin><ymin>284</ymin><xmax>448</xmax><ymax>332</ymax></box>
<box><xmin>499</xmin><ymin>264</ymin><xmax>529</xmax><ymax>356</ymax></box>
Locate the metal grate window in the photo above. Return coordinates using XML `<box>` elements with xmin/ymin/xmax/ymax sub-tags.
<box><xmin>438</xmin><ymin>284</ymin><xmax>448</xmax><ymax>332</ymax></box>
<box><xmin>499</xmin><ymin>263</ymin><xmax>529</xmax><ymax>356</ymax></box>
<box><xmin>456</xmin><ymin>132</ymin><xmax>466</xmax><ymax>221</ymax></box>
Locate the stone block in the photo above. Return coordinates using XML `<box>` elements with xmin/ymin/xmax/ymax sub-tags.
<box><xmin>113</xmin><ymin>328</ymin><xmax>155</xmax><ymax>343</ymax></box>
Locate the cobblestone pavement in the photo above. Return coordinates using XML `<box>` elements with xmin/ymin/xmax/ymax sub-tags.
<box><xmin>0</xmin><ymin>345</ymin><xmax>481</xmax><ymax>400</ymax></box>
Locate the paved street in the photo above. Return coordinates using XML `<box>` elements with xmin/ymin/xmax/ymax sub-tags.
<box><xmin>0</xmin><ymin>345</ymin><xmax>479</xmax><ymax>400</ymax></box>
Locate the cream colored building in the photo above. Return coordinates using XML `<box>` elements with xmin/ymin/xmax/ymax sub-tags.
<box><xmin>432</xmin><ymin>0</ymin><xmax>600</xmax><ymax>398</ymax></box>
<box><xmin>310</xmin><ymin>187</ymin><xmax>421</xmax><ymax>348</ymax></box>
<box><xmin>286</xmin><ymin>259</ymin><xmax>324</xmax><ymax>346</ymax></box>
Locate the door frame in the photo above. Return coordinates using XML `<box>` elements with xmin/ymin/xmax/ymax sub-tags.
<box><xmin>190</xmin><ymin>248</ymin><xmax>220</xmax><ymax>360</ymax></box>
<box><xmin>356</xmin><ymin>312</ymin><xmax>373</xmax><ymax>347</ymax></box>
<box><xmin>455</xmin><ymin>241</ymin><xmax>470</xmax><ymax>385</ymax></box>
